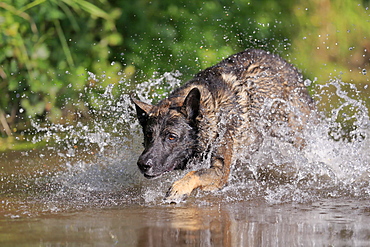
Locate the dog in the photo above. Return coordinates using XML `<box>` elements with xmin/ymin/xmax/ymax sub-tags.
<box><xmin>131</xmin><ymin>49</ymin><xmax>315</xmax><ymax>203</ymax></box>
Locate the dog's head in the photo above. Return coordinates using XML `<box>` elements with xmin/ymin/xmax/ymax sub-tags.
<box><xmin>132</xmin><ymin>88</ymin><xmax>200</xmax><ymax>178</ymax></box>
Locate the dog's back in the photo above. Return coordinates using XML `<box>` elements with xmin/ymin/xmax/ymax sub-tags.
<box><xmin>168</xmin><ymin>49</ymin><xmax>314</xmax><ymax>150</ymax></box>
<box><xmin>132</xmin><ymin>49</ymin><xmax>315</xmax><ymax>203</ymax></box>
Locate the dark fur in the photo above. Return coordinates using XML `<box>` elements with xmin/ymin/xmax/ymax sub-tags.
<box><xmin>132</xmin><ymin>49</ymin><xmax>315</xmax><ymax>203</ymax></box>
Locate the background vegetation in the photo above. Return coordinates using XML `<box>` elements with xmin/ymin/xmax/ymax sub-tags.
<box><xmin>1</xmin><ymin>0</ymin><xmax>369</xmax><ymax>142</ymax></box>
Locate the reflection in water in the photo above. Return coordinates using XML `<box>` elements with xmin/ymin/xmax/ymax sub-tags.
<box><xmin>1</xmin><ymin>199</ymin><xmax>369</xmax><ymax>246</ymax></box>
<box><xmin>136</xmin><ymin>200</ymin><xmax>370</xmax><ymax>247</ymax></box>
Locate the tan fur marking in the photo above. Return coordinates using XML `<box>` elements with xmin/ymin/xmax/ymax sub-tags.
<box><xmin>221</xmin><ymin>73</ymin><xmax>237</xmax><ymax>85</ymax></box>
<box><xmin>166</xmin><ymin>171</ymin><xmax>201</xmax><ymax>201</ymax></box>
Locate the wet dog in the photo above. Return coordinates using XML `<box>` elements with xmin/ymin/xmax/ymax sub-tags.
<box><xmin>132</xmin><ymin>49</ymin><xmax>315</xmax><ymax>203</ymax></box>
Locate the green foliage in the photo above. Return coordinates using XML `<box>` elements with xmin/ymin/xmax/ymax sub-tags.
<box><xmin>0</xmin><ymin>0</ymin><xmax>123</xmax><ymax>133</ymax></box>
<box><xmin>114</xmin><ymin>0</ymin><xmax>299</xmax><ymax>78</ymax></box>
<box><xmin>290</xmin><ymin>0</ymin><xmax>370</xmax><ymax>114</ymax></box>
<box><xmin>292</xmin><ymin>0</ymin><xmax>370</xmax><ymax>81</ymax></box>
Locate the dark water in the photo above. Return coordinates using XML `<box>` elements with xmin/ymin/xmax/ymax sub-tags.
<box><xmin>1</xmin><ymin>198</ymin><xmax>370</xmax><ymax>246</ymax></box>
<box><xmin>1</xmin><ymin>74</ymin><xmax>370</xmax><ymax>246</ymax></box>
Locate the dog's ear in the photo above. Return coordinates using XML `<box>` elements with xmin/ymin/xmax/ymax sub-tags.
<box><xmin>131</xmin><ymin>95</ymin><xmax>153</xmax><ymax>126</ymax></box>
<box><xmin>182</xmin><ymin>88</ymin><xmax>200</xmax><ymax>121</ymax></box>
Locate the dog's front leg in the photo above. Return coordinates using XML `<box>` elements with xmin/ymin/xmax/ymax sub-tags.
<box><xmin>165</xmin><ymin>137</ymin><xmax>233</xmax><ymax>203</ymax></box>
<box><xmin>164</xmin><ymin>170</ymin><xmax>202</xmax><ymax>203</ymax></box>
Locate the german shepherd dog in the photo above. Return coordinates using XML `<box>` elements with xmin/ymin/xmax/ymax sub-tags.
<box><xmin>132</xmin><ymin>49</ymin><xmax>315</xmax><ymax>203</ymax></box>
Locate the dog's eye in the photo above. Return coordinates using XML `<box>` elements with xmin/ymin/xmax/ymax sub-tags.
<box><xmin>145</xmin><ymin>132</ymin><xmax>153</xmax><ymax>140</ymax></box>
<box><xmin>167</xmin><ymin>133</ymin><xmax>178</xmax><ymax>142</ymax></box>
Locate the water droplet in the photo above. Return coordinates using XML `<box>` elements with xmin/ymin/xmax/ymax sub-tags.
<box><xmin>304</xmin><ymin>79</ymin><xmax>312</xmax><ymax>87</ymax></box>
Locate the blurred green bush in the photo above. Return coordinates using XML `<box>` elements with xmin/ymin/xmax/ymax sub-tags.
<box><xmin>0</xmin><ymin>0</ymin><xmax>123</xmax><ymax>134</ymax></box>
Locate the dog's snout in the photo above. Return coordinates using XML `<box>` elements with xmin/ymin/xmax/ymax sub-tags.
<box><xmin>142</xmin><ymin>159</ymin><xmax>153</xmax><ymax>170</ymax></box>
<box><xmin>138</xmin><ymin>157</ymin><xmax>153</xmax><ymax>172</ymax></box>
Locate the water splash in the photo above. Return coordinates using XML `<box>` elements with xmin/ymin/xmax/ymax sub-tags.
<box><xmin>224</xmin><ymin>77</ymin><xmax>370</xmax><ymax>204</ymax></box>
<box><xmin>3</xmin><ymin>71</ymin><xmax>370</xmax><ymax>213</ymax></box>
<box><xmin>9</xmin><ymin>71</ymin><xmax>185</xmax><ymax>212</ymax></box>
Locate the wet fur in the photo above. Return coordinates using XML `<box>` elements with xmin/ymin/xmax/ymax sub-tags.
<box><xmin>132</xmin><ymin>49</ymin><xmax>315</xmax><ymax>203</ymax></box>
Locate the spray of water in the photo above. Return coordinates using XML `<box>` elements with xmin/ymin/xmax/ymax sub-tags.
<box><xmin>10</xmin><ymin>70</ymin><xmax>370</xmax><ymax>211</ymax></box>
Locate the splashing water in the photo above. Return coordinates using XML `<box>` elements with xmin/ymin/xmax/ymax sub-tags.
<box><xmin>3</xmin><ymin>71</ymin><xmax>370</xmax><ymax>214</ymax></box>
<box><xmin>223</xmin><ymin>77</ymin><xmax>370</xmax><ymax>204</ymax></box>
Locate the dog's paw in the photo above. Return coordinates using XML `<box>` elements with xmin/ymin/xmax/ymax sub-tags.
<box><xmin>164</xmin><ymin>180</ymin><xmax>193</xmax><ymax>203</ymax></box>
<box><xmin>164</xmin><ymin>185</ymin><xmax>189</xmax><ymax>204</ymax></box>
<box><xmin>163</xmin><ymin>171</ymin><xmax>199</xmax><ymax>204</ymax></box>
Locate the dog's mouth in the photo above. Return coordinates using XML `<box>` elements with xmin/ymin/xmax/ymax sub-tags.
<box><xmin>143</xmin><ymin>170</ymin><xmax>171</xmax><ymax>179</ymax></box>
<box><xmin>143</xmin><ymin>173</ymin><xmax>162</xmax><ymax>179</ymax></box>
<box><xmin>142</xmin><ymin>162</ymin><xmax>179</xmax><ymax>179</ymax></box>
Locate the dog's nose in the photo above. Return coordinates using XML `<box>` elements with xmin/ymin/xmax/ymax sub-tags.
<box><xmin>138</xmin><ymin>157</ymin><xmax>153</xmax><ymax>172</ymax></box>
